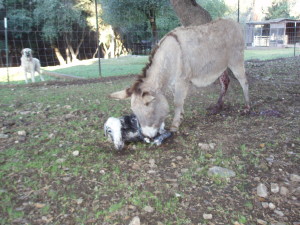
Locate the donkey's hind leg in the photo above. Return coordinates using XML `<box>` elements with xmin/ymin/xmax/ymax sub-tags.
<box><xmin>229</xmin><ymin>64</ymin><xmax>250</xmax><ymax>112</ymax></box>
<box><xmin>208</xmin><ymin>69</ymin><xmax>230</xmax><ymax>115</ymax></box>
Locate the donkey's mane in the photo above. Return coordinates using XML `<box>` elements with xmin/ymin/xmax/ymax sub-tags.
<box><xmin>127</xmin><ymin>32</ymin><xmax>180</xmax><ymax>96</ymax></box>
<box><xmin>190</xmin><ymin>0</ymin><xmax>198</xmax><ymax>6</ymax></box>
<box><xmin>126</xmin><ymin>43</ymin><xmax>160</xmax><ymax>95</ymax></box>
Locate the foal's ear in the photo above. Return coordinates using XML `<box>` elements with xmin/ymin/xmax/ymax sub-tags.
<box><xmin>142</xmin><ymin>92</ymin><xmax>155</xmax><ymax>105</ymax></box>
<box><xmin>110</xmin><ymin>89</ymin><xmax>131</xmax><ymax>99</ymax></box>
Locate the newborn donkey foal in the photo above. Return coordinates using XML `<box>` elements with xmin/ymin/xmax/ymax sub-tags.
<box><xmin>104</xmin><ymin>114</ymin><xmax>172</xmax><ymax>151</ymax></box>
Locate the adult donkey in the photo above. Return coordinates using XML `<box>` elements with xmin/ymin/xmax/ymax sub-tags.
<box><xmin>110</xmin><ymin>19</ymin><xmax>250</xmax><ymax>138</ymax></box>
<box><xmin>170</xmin><ymin>0</ymin><xmax>230</xmax><ymax>114</ymax></box>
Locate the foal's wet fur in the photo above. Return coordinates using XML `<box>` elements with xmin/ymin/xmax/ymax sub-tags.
<box><xmin>104</xmin><ymin>115</ymin><xmax>142</xmax><ymax>150</ymax></box>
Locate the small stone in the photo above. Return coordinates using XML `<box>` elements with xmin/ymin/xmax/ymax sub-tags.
<box><xmin>0</xmin><ymin>133</ymin><xmax>9</xmax><ymax>139</ymax></box>
<box><xmin>290</xmin><ymin>174</ymin><xmax>300</xmax><ymax>182</ymax></box>
<box><xmin>76</xmin><ymin>198</ymin><xmax>83</xmax><ymax>205</ymax></box>
<box><xmin>62</xmin><ymin>177</ymin><xmax>71</xmax><ymax>182</ymax></box>
<box><xmin>127</xmin><ymin>205</ymin><xmax>137</xmax><ymax>211</ymax></box>
<box><xmin>131</xmin><ymin>163</ymin><xmax>140</xmax><ymax>170</ymax></box>
<box><xmin>128</xmin><ymin>216</ymin><xmax>140</xmax><ymax>225</ymax></box>
<box><xmin>209</xmin><ymin>143</ymin><xmax>216</xmax><ymax>149</ymax></box>
<box><xmin>149</xmin><ymin>159</ymin><xmax>155</xmax><ymax>165</ymax></box>
<box><xmin>56</xmin><ymin>158</ymin><xmax>66</xmax><ymax>163</ymax></box>
<box><xmin>181</xmin><ymin>168</ymin><xmax>189</xmax><ymax>173</ymax></box>
<box><xmin>269</xmin><ymin>202</ymin><xmax>276</xmax><ymax>210</ymax></box>
<box><xmin>203</xmin><ymin>213</ymin><xmax>213</xmax><ymax>220</ymax></box>
<box><xmin>143</xmin><ymin>205</ymin><xmax>154</xmax><ymax>213</ymax></box>
<box><xmin>17</xmin><ymin>130</ymin><xmax>26</xmax><ymax>136</ymax></box>
<box><xmin>280</xmin><ymin>186</ymin><xmax>289</xmax><ymax>196</ymax></box>
<box><xmin>257</xmin><ymin>183</ymin><xmax>268</xmax><ymax>198</ymax></box>
<box><xmin>149</xmin><ymin>159</ymin><xmax>156</xmax><ymax>168</ymax></box>
<box><xmin>274</xmin><ymin>210</ymin><xmax>284</xmax><ymax>217</ymax></box>
<box><xmin>257</xmin><ymin>219</ymin><xmax>268</xmax><ymax>225</ymax></box>
<box><xmin>266</xmin><ymin>155</ymin><xmax>274</xmax><ymax>163</ymax></box>
<box><xmin>294</xmin><ymin>187</ymin><xmax>300</xmax><ymax>194</ymax></box>
<box><xmin>19</xmin><ymin>111</ymin><xmax>31</xmax><ymax>115</ymax></box>
<box><xmin>175</xmin><ymin>193</ymin><xmax>182</xmax><ymax>198</ymax></box>
<box><xmin>64</xmin><ymin>114</ymin><xmax>74</xmax><ymax>120</ymax></box>
<box><xmin>208</xmin><ymin>166</ymin><xmax>236</xmax><ymax>178</ymax></box>
<box><xmin>34</xmin><ymin>203</ymin><xmax>46</xmax><ymax>208</ymax></box>
<box><xmin>147</xmin><ymin>170</ymin><xmax>156</xmax><ymax>174</ymax></box>
<box><xmin>176</xmin><ymin>156</ymin><xmax>183</xmax><ymax>160</ymax></box>
<box><xmin>72</xmin><ymin>151</ymin><xmax>79</xmax><ymax>156</ymax></box>
<box><xmin>196</xmin><ymin>167</ymin><xmax>204</xmax><ymax>172</ymax></box>
<box><xmin>63</xmin><ymin>105</ymin><xmax>72</xmax><ymax>109</ymax></box>
<box><xmin>198</xmin><ymin>143</ymin><xmax>210</xmax><ymax>150</ymax></box>
<box><xmin>271</xmin><ymin>183</ymin><xmax>280</xmax><ymax>193</ymax></box>
<box><xmin>262</xmin><ymin>202</ymin><xmax>269</xmax><ymax>208</ymax></box>
<box><xmin>254</xmin><ymin>177</ymin><xmax>261</xmax><ymax>182</ymax></box>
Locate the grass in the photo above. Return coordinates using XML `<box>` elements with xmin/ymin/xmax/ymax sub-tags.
<box><xmin>0</xmin><ymin>57</ymin><xmax>299</xmax><ymax>224</ymax></box>
<box><xmin>245</xmin><ymin>47</ymin><xmax>298</xmax><ymax>60</ymax></box>
<box><xmin>1</xmin><ymin>47</ymin><xmax>299</xmax><ymax>84</ymax></box>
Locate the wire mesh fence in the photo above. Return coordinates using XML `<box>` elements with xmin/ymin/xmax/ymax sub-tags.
<box><xmin>0</xmin><ymin>1</ymin><xmax>299</xmax><ymax>84</ymax></box>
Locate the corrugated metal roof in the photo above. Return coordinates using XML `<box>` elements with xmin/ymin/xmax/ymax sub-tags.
<box><xmin>246</xmin><ymin>18</ymin><xmax>300</xmax><ymax>25</ymax></box>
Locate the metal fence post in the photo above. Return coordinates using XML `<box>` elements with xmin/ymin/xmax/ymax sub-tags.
<box><xmin>4</xmin><ymin>17</ymin><xmax>9</xmax><ymax>83</ymax></box>
<box><xmin>294</xmin><ymin>22</ymin><xmax>297</xmax><ymax>57</ymax></box>
<box><xmin>95</xmin><ymin>0</ymin><xmax>102</xmax><ymax>77</ymax></box>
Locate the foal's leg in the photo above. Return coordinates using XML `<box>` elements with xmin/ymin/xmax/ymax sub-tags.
<box><xmin>209</xmin><ymin>69</ymin><xmax>230</xmax><ymax>114</ymax></box>
<box><xmin>170</xmin><ymin>82</ymin><xmax>189</xmax><ymax>132</ymax></box>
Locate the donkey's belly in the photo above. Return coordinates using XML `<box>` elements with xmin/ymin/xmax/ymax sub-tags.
<box><xmin>191</xmin><ymin>71</ymin><xmax>223</xmax><ymax>87</ymax></box>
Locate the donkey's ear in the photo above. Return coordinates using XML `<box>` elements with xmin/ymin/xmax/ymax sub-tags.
<box><xmin>142</xmin><ymin>92</ymin><xmax>155</xmax><ymax>105</ymax></box>
<box><xmin>110</xmin><ymin>89</ymin><xmax>131</xmax><ymax>99</ymax></box>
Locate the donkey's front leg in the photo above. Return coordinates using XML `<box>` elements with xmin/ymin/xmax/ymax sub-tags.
<box><xmin>170</xmin><ymin>107</ymin><xmax>184</xmax><ymax>132</ymax></box>
<box><xmin>170</xmin><ymin>82</ymin><xmax>189</xmax><ymax>132</ymax></box>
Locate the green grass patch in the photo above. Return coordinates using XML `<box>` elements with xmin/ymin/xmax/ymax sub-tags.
<box><xmin>1</xmin><ymin>47</ymin><xmax>299</xmax><ymax>84</ymax></box>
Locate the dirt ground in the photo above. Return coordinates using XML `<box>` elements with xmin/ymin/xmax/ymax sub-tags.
<box><xmin>0</xmin><ymin>57</ymin><xmax>299</xmax><ymax>224</ymax></box>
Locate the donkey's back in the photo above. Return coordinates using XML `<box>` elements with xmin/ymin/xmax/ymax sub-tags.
<box><xmin>171</xmin><ymin>19</ymin><xmax>245</xmax><ymax>87</ymax></box>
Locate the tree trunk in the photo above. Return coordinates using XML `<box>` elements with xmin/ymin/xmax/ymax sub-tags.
<box><xmin>53</xmin><ymin>47</ymin><xmax>66</xmax><ymax>65</ymax></box>
<box><xmin>108</xmin><ymin>33</ymin><xmax>115</xmax><ymax>58</ymax></box>
<box><xmin>64</xmin><ymin>34</ymin><xmax>72</xmax><ymax>64</ymax></box>
<box><xmin>147</xmin><ymin>9</ymin><xmax>158</xmax><ymax>46</ymax></box>
<box><xmin>66</xmin><ymin>47</ymin><xmax>71</xmax><ymax>64</ymax></box>
<box><xmin>75</xmin><ymin>30</ymin><xmax>86</xmax><ymax>57</ymax></box>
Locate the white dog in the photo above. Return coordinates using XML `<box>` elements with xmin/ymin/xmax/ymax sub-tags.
<box><xmin>21</xmin><ymin>48</ymin><xmax>44</xmax><ymax>83</ymax></box>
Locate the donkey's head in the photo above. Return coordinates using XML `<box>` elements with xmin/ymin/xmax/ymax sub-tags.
<box><xmin>110</xmin><ymin>88</ymin><xmax>169</xmax><ymax>138</ymax></box>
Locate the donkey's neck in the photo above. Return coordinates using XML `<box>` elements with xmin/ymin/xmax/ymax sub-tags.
<box><xmin>142</xmin><ymin>64</ymin><xmax>170</xmax><ymax>94</ymax></box>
